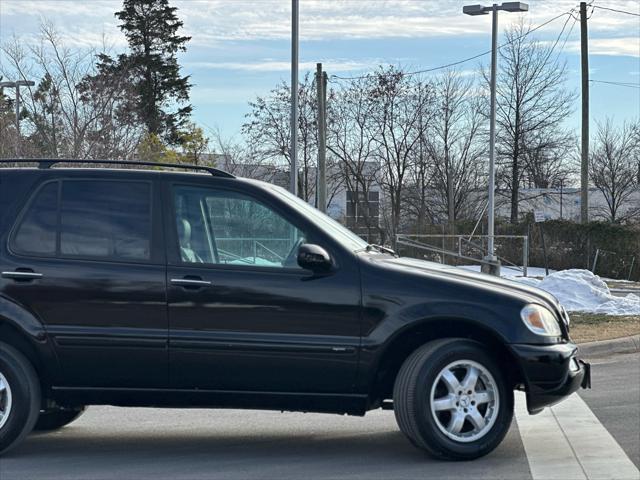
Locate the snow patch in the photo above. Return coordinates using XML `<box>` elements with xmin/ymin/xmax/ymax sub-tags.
<box><xmin>524</xmin><ymin>269</ymin><xmax>640</xmax><ymax>315</ymax></box>
<box><xmin>457</xmin><ymin>265</ymin><xmax>640</xmax><ymax>315</ymax></box>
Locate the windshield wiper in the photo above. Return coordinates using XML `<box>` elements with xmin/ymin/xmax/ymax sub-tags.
<box><xmin>365</xmin><ymin>243</ymin><xmax>397</xmax><ymax>256</ymax></box>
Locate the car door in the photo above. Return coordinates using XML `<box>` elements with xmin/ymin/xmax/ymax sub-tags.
<box><xmin>165</xmin><ymin>180</ymin><xmax>361</xmax><ymax>393</ymax></box>
<box><xmin>2</xmin><ymin>175</ymin><xmax>167</xmax><ymax>388</ymax></box>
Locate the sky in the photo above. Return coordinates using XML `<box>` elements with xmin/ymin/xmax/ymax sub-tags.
<box><xmin>1</xmin><ymin>0</ymin><xmax>638</xmax><ymax>140</ymax></box>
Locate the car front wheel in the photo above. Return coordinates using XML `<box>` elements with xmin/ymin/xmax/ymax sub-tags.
<box><xmin>393</xmin><ymin>339</ymin><xmax>513</xmax><ymax>460</ymax></box>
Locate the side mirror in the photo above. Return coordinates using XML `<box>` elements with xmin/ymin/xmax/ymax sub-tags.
<box><xmin>297</xmin><ymin>243</ymin><xmax>333</xmax><ymax>273</ymax></box>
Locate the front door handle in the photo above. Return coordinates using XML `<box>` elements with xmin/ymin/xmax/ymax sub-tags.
<box><xmin>1</xmin><ymin>270</ymin><xmax>43</xmax><ymax>281</ymax></box>
<box><xmin>170</xmin><ymin>278</ymin><xmax>212</xmax><ymax>288</ymax></box>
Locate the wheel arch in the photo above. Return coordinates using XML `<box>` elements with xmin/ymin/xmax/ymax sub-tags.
<box><xmin>0</xmin><ymin>296</ymin><xmax>58</xmax><ymax>390</ymax></box>
<box><xmin>368</xmin><ymin>317</ymin><xmax>525</xmax><ymax>407</ymax></box>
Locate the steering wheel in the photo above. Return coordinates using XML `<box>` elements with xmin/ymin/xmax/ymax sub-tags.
<box><xmin>282</xmin><ymin>237</ymin><xmax>305</xmax><ymax>268</ymax></box>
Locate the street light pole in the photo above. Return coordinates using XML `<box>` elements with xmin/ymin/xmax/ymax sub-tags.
<box><xmin>290</xmin><ymin>0</ymin><xmax>299</xmax><ymax>196</ymax></box>
<box><xmin>487</xmin><ymin>5</ymin><xmax>498</xmax><ymax>266</ymax></box>
<box><xmin>463</xmin><ymin>2</ymin><xmax>528</xmax><ymax>276</ymax></box>
<box><xmin>1</xmin><ymin>79</ymin><xmax>35</xmax><ymax>157</ymax></box>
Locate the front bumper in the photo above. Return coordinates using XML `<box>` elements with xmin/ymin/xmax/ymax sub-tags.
<box><xmin>509</xmin><ymin>342</ymin><xmax>591</xmax><ymax>414</ymax></box>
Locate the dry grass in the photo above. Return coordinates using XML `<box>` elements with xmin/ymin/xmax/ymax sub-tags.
<box><xmin>569</xmin><ymin>313</ymin><xmax>640</xmax><ymax>343</ymax></box>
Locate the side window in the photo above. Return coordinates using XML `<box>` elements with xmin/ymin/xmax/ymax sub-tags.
<box><xmin>173</xmin><ymin>186</ymin><xmax>305</xmax><ymax>268</ymax></box>
<box><xmin>60</xmin><ymin>181</ymin><xmax>151</xmax><ymax>260</ymax></box>
<box><xmin>11</xmin><ymin>182</ymin><xmax>58</xmax><ymax>256</ymax></box>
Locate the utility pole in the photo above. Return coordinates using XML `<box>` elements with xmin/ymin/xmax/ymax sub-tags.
<box><xmin>0</xmin><ymin>79</ymin><xmax>35</xmax><ymax>157</ymax></box>
<box><xmin>290</xmin><ymin>0</ymin><xmax>299</xmax><ymax>196</ymax></box>
<box><xmin>580</xmin><ymin>1</ymin><xmax>589</xmax><ymax>223</ymax></box>
<box><xmin>316</xmin><ymin>63</ymin><xmax>327</xmax><ymax>213</ymax></box>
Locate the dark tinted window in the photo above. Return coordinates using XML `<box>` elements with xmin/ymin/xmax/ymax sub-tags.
<box><xmin>60</xmin><ymin>181</ymin><xmax>151</xmax><ymax>260</ymax></box>
<box><xmin>12</xmin><ymin>182</ymin><xmax>58</xmax><ymax>255</ymax></box>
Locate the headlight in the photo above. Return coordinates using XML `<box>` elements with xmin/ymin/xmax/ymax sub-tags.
<box><xmin>520</xmin><ymin>304</ymin><xmax>562</xmax><ymax>336</ymax></box>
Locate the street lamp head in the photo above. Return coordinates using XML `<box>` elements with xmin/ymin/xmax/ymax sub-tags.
<box><xmin>0</xmin><ymin>81</ymin><xmax>17</xmax><ymax>88</ymax></box>
<box><xmin>463</xmin><ymin>2</ymin><xmax>528</xmax><ymax>15</ymax></box>
<box><xmin>15</xmin><ymin>80</ymin><xmax>35</xmax><ymax>87</ymax></box>
<box><xmin>463</xmin><ymin>4</ymin><xmax>489</xmax><ymax>16</ymax></box>
<box><xmin>500</xmin><ymin>2</ymin><xmax>528</xmax><ymax>12</ymax></box>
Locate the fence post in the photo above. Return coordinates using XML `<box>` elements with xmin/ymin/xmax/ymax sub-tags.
<box><xmin>523</xmin><ymin>236</ymin><xmax>529</xmax><ymax>277</ymax></box>
<box><xmin>539</xmin><ymin>223</ymin><xmax>549</xmax><ymax>276</ymax></box>
<box><xmin>591</xmin><ymin>248</ymin><xmax>600</xmax><ymax>273</ymax></box>
<box><xmin>628</xmin><ymin>256</ymin><xmax>635</xmax><ymax>281</ymax></box>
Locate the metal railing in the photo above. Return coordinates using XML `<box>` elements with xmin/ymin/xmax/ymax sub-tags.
<box><xmin>396</xmin><ymin>234</ymin><xmax>529</xmax><ymax>277</ymax></box>
<box><xmin>215</xmin><ymin>237</ymin><xmax>292</xmax><ymax>265</ymax></box>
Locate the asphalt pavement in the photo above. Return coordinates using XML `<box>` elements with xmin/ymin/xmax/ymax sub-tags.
<box><xmin>0</xmin><ymin>352</ymin><xmax>638</xmax><ymax>480</ymax></box>
<box><xmin>579</xmin><ymin>352</ymin><xmax>640</xmax><ymax>469</ymax></box>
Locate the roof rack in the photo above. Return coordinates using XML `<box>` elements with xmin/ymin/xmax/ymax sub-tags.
<box><xmin>0</xmin><ymin>158</ymin><xmax>235</xmax><ymax>178</ymax></box>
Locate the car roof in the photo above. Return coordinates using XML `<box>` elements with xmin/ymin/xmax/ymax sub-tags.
<box><xmin>0</xmin><ymin>159</ymin><xmax>234</xmax><ymax>178</ymax></box>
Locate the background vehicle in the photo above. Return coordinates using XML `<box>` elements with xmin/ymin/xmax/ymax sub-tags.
<box><xmin>0</xmin><ymin>160</ymin><xmax>589</xmax><ymax>459</ymax></box>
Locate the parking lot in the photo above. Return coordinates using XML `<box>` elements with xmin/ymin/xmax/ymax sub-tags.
<box><xmin>1</xmin><ymin>352</ymin><xmax>637</xmax><ymax>480</ymax></box>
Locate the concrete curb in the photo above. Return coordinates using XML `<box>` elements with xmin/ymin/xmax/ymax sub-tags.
<box><xmin>577</xmin><ymin>334</ymin><xmax>640</xmax><ymax>358</ymax></box>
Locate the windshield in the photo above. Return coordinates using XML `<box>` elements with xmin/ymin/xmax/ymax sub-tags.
<box><xmin>267</xmin><ymin>184</ymin><xmax>370</xmax><ymax>252</ymax></box>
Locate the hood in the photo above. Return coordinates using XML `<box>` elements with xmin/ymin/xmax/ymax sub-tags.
<box><xmin>371</xmin><ymin>255</ymin><xmax>562</xmax><ymax>312</ymax></box>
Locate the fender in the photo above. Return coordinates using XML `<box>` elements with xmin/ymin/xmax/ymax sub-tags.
<box><xmin>355</xmin><ymin>299</ymin><xmax>524</xmax><ymax>394</ymax></box>
<box><xmin>365</xmin><ymin>299</ymin><xmax>515</xmax><ymax>347</ymax></box>
<box><xmin>0</xmin><ymin>293</ymin><xmax>61</xmax><ymax>384</ymax></box>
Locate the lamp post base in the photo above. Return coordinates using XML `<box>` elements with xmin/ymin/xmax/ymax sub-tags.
<box><xmin>481</xmin><ymin>256</ymin><xmax>501</xmax><ymax>276</ymax></box>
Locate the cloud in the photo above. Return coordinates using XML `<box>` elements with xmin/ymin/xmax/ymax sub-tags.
<box><xmin>186</xmin><ymin>58</ymin><xmax>384</xmax><ymax>73</ymax></box>
<box><xmin>162</xmin><ymin>1</ymin><xmax>582</xmax><ymax>44</ymax></box>
<box><xmin>1</xmin><ymin>0</ymin><xmax>119</xmax><ymax>17</ymax></box>
<box><xmin>561</xmin><ymin>37</ymin><xmax>640</xmax><ymax>58</ymax></box>
<box><xmin>173</xmin><ymin>0</ymin><xmax>639</xmax><ymax>44</ymax></box>
<box><xmin>3</xmin><ymin>0</ymin><xmax>638</xmax><ymax>47</ymax></box>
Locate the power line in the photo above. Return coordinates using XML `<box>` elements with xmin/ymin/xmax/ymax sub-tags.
<box><xmin>330</xmin><ymin>11</ymin><xmax>572</xmax><ymax>81</ymax></box>
<box><xmin>590</xmin><ymin>79</ymin><xmax>640</xmax><ymax>89</ymax></box>
<box><xmin>557</xmin><ymin>12</ymin><xmax>579</xmax><ymax>57</ymax></box>
<box><xmin>592</xmin><ymin>5</ymin><xmax>640</xmax><ymax>17</ymax></box>
<box><xmin>548</xmin><ymin>7</ymin><xmax>579</xmax><ymax>62</ymax></box>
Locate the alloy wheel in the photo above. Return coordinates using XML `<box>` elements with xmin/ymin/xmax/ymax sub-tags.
<box><xmin>0</xmin><ymin>372</ymin><xmax>13</xmax><ymax>430</ymax></box>
<box><xmin>429</xmin><ymin>360</ymin><xmax>499</xmax><ymax>443</ymax></box>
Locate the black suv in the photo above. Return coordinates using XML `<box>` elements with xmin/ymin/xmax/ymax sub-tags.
<box><xmin>0</xmin><ymin>160</ymin><xmax>589</xmax><ymax>460</ymax></box>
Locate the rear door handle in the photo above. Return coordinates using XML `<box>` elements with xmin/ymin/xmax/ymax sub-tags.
<box><xmin>1</xmin><ymin>271</ymin><xmax>44</xmax><ymax>280</ymax></box>
<box><xmin>170</xmin><ymin>278</ymin><xmax>212</xmax><ymax>288</ymax></box>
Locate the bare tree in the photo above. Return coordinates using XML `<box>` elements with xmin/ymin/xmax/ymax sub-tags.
<box><xmin>327</xmin><ymin>77</ymin><xmax>382</xmax><ymax>240</ymax></box>
<box><xmin>589</xmin><ymin>119</ymin><xmax>640</xmax><ymax>223</ymax></box>
<box><xmin>520</xmin><ymin>129</ymin><xmax>575</xmax><ymax>188</ymax></box>
<box><xmin>424</xmin><ymin>71</ymin><xmax>487</xmax><ymax>226</ymax></box>
<box><xmin>403</xmin><ymin>80</ymin><xmax>437</xmax><ymax>234</ymax></box>
<box><xmin>0</xmin><ymin>79</ymin><xmax>16</xmax><ymax>158</ymax></box>
<box><xmin>242</xmin><ymin>73</ymin><xmax>317</xmax><ymax>201</ymax></box>
<box><xmin>209</xmin><ymin>127</ymin><xmax>281</xmax><ymax>183</ymax></box>
<box><xmin>1</xmin><ymin>22</ymin><xmax>142</xmax><ymax>159</ymax></box>
<box><xmin>489</xmin><ymin>19</ymin><xmax>576</xmax><ymax>223</ymax></box>
<box><xmin>369</xmin><ymin>67</ymin><xmax>434</xmax><ymax>242</ymax></box>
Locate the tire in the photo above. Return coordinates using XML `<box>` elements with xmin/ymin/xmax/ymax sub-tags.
<box><xmin>34</xmin><ymin>406</ymin><xmax>86</xmax><ymax>432</ymax></box>
<box><xmin>0</xmin><ymin>341</ymin><xmax>41</xmax><ymax>455</ymax></box>
<box><xmin>393</xmin><ymin>338</ymin><xmax>513</xmax><ymax>461</ymax></box>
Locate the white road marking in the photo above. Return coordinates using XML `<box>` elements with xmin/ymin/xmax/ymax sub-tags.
<box><xmin>515</xmin><ymin>392</ymin><xmax>586</xmax><ymax>480</ymax></box>
<box><xmin>515</xmin><ymin>392</ymin><xmax>640</xmax><ymax>480</ymax></box>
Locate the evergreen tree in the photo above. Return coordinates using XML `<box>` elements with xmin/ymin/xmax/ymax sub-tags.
<box><xmin>103</xmin><ymin>0</ymin><xmax>192</xmax><ymax>145</ymax></box>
